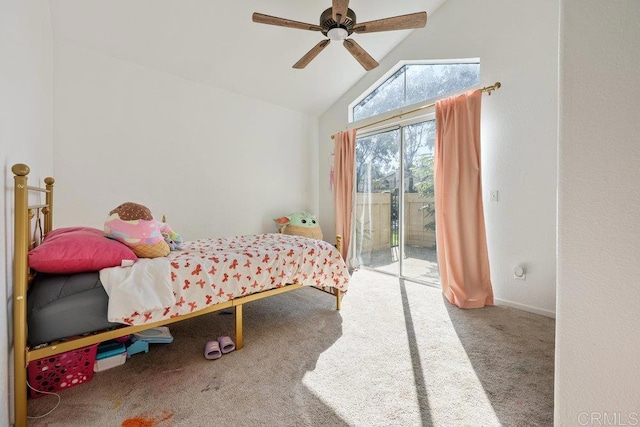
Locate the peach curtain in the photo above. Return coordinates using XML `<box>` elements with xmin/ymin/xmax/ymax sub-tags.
<box><xmin>434</xmin><ymin>89</ymin><xmax>493</xmax><ymax>308</ymax></box>
<box><xmin>333</xmin><ymin>129</ymin><xmax>357</xmax><ymax>262</ymax></box>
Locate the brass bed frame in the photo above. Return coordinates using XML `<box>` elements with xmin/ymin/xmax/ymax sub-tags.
<box><xmin>11</xmin><ymin>163</ymin><xmax>343</xmax><ymax>426</ymax></box>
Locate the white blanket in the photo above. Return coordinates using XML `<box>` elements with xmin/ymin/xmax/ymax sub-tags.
<box><xmin>100</xmin><ymin>258</ymin><xmax>176</xmax><ymax>323</ymax></box>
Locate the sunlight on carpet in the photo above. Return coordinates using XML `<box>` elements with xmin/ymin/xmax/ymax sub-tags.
<box><xmin>300</xmin><ymin>269</ymin><xmax>501</xmax><ymax>426</ymax></box>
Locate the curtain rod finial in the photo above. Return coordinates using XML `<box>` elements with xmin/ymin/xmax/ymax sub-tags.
<box><xmin>486</xmin><ymin>81</ymin><xmax>501</xmax><ymax>95</ymax></box>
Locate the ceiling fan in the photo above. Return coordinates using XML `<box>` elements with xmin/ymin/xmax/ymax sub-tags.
<box><xmin>252</xmin><ymin>1</ymin><xmax>427</xmax><ymax>71</ymax></box>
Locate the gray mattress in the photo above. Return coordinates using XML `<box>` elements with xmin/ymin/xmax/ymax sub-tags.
<box><xmin>27</xmin><ymin>272</ymin><xmax>121</xmax><ymax>346</ymax></box>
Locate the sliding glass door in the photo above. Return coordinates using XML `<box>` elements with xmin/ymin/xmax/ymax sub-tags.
<box><xmin>354</xmin><ymin>128</ymin><xmax>401</xmax><ymax>276</ymax></box>
<box><xmin>354</xmin><ymin>119</ymin><xmax>440</xmax><ymax>285</ymax></box>
<box><xmin>400</xmin><ymin>120</ymin><xmax>439</xmax><ymax>284</ymax></box>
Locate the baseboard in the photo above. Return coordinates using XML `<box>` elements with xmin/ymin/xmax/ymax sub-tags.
<box><xmin>370</xmin><ymin>270</ymin><xmax>557</xmax><ymax>319</ymax></box>
<box><xmin>494</xmin><ymin>298</ymin><xmax>556</xmax><ymax>319</ymax></box>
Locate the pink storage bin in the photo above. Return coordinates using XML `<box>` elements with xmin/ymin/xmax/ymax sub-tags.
<box><xmin>27</xmin><ymin>344</ymin><xmax>98</xmax><ymax>398</ymax></box>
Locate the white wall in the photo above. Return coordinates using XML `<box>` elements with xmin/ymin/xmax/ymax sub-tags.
<box><xmin>556</xmin><ymin>1</ymin><xmax>640</xmax><ymax>424</ymax></box>
<box><xmin>319</xmin><ymin>0</ymin><xmax>558</xmax><ymax>316</ymax></box>
<box><xmin>53</xmin><ymin>42</ymin><xmax>319</xmax><ymax>240</ymax></box>
<box><xmin>0</xmin><ymin>0</ymin><xmax>53</xmax><ymax>424</ymax></box>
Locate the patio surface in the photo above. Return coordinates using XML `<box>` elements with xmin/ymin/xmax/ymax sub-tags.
<box><xmin>358</xmin><ymin>245</ymin><xmax>441</xmax><ymax>285</ymax></box>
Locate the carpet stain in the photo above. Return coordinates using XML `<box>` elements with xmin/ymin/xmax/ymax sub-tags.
<box><xmin>121</xmin><ymin>410</ymin><xmax>174</xmax><ymax>427</ymax></box>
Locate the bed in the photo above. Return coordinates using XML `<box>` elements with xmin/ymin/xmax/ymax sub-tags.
<box><xmin>11</xmin><ymin>163</ymin><xmax>349</xmax><ymax>426</ymax></box>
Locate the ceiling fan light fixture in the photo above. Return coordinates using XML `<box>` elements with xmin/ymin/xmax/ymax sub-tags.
<box><xmin>327</xmin><ymin>27</ymin><xmax>349</xmax><ymax>41</ymax></box>
<box><xmin>253</xmin><ymin>3</ymin><xmax>427</xmax><ymax>71</ymax></box>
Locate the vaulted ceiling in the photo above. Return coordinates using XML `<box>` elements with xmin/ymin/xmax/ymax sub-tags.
<box><xmin>49</xmin><ymin>1</ymin><xmax>447</xmax><ymax>115</ymax></box>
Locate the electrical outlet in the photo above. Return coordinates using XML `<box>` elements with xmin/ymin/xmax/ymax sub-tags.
<box><xmin>490</xmin><ymin>190</ymin><xmax>499</xmax><ymax>202</ymax></box>
<box><xmin>513</xmin><ymin>265</ymin><xmax>526</xmax><ymax>280</ymax></box>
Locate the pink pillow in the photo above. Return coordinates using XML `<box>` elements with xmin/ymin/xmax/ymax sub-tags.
<box><xmin>28</xmin><ymin>227</ymin><xmax>138</xmax><ymax>274</ymax></box>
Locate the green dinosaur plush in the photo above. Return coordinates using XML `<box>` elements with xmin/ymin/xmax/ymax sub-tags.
<box><xmin>274</xmin><ymin>212</ymin><xmax>323</xmax><ymax>240</ymax></box>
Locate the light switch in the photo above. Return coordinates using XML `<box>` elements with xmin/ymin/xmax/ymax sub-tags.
<box><xmin>490</xmin><ymin>190</ymin><xmax>499</xmax><ymax>202</ymax></box>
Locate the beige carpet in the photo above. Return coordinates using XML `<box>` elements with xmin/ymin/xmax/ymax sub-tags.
<box><xmin>27</xmin><ymin>269</ymin><xmax>555</xmax><ymax>426</ymax></box>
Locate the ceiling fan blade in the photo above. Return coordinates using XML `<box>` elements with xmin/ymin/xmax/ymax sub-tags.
<box><xmin>332</xmin><ymin>0</ymin><xmax>350</xmax><ymax>24</ymax></box>
<box><xmin>293</xmin><ymin>40</ymin><xmax>331</xmax><ymax>69</ymax></box>
<box><xmin>343</xmin><ymin>39</ymin><xmax>379</xmax><ymax>71</ymax></box>
<box><xmin>252</xmin><ymin>13</ymin><xmax>323</xmax><ymax>32</ymax></box>
<box><xmin>353</xmin><ymin>12</ymin><xmax>427</xmax><ymax>33</ymax></box>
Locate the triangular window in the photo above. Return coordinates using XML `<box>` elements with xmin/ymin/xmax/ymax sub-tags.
<box><xmin>350</xmin><ymin>60</ymin><xmax>480</xmax><ymax>123</ymax></box>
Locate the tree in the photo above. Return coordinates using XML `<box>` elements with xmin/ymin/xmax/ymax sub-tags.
<box><xmin>353</xmin><ymin>68</ymin><xmax>405</xmax><ymax>121</ymax></box>
<box><xmin>355</xmin><ymin>130</ymin><xmax>398</xmax><ymax>193</ymax></box>
<box><xmin>353</xmin><ymin>63</ymin><xmax>480</xmax><ymax>122</ymax></box>
<box><xmin>413</xmin><ymin>153</ymin><xmax>436</xmax><ymax>231</ymax></box>
<box><xmin>403</xmin><ymin>120</ymin><xmax>435</xmax><ymax>193</ymax></box>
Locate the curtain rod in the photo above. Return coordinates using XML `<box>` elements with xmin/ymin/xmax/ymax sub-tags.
<box><xmin>331</xmin><ymin>81</ymin><xmax>502</xmax><ymax>139</ymax></box>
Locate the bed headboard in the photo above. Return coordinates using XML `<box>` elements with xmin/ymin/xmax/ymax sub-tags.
<box><xmin>13</xmin><ymin>163</ymin><xmax>55</xmax><ymax>246</ymax></box>
<box><xmin>12</xmin><ymin>163</ymin><xmax>54</xmax><ymax>425</ymax></box>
